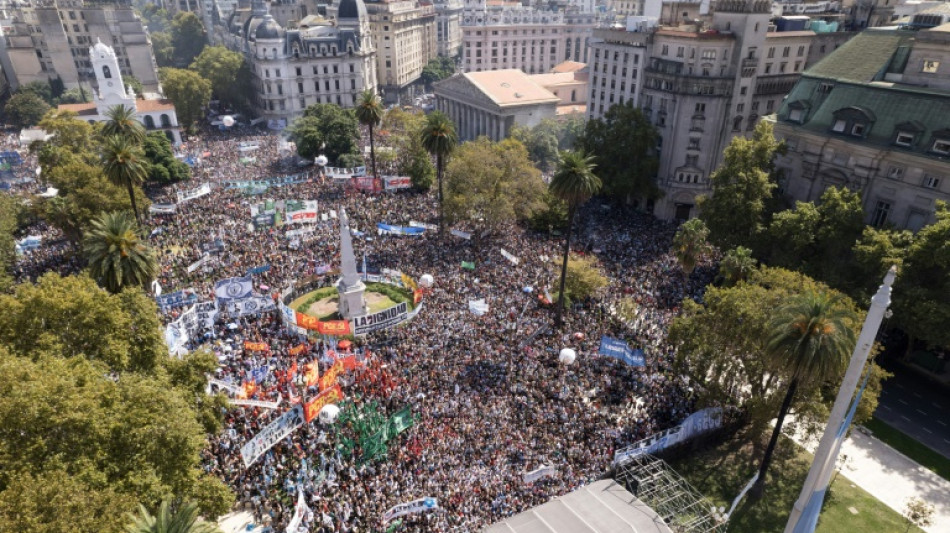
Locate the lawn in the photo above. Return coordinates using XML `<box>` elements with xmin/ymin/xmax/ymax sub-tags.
<box><xmin>669</xmin><ymin>436</ymin><xmax>923</xmax><ymax>533</ymax></box>
<box><xmin>863</xmin><ymin>417</ymin><xmax>950</xmax><ymax>482</ymax></box>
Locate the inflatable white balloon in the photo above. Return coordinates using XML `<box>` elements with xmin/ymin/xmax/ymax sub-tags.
<box><xmin>319</xmin><ymin>404</ymin><xmax>341</xmax><ymax>424</ymax></box>
<box><xmin>419</xmin><ymin>274</ymin><xmax>434</xmax><ymax>288</ymax></box>
<box><xmin>559</xmin><ymin>348</ymin><xmax>576</xmax><ymax>365</ymax></box>
<box><xmin>222</xmin><ymin>115</ymin><xmax>235</xmax><ymax>127</ymax></box>
<box><xmin>315</xmin><ymin>155</ymin><xmax>328</xmax><ymax>166</ymax></box>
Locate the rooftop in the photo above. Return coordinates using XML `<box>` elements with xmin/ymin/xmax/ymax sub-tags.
<box><xmin>463</xmin><ymin>69</ymin><xmax>560</xmax><ymax>107</ymax></box>
<box><xmin>484</xmin><ymin>479</ymin><xmax>673</xmax><ymax>533</ymax></box>
<box><xmin>551</xmin><ymin>60</ymin><xmax>586</xmax><ymax>73</ymax></box>
<box><xmin>806</xmin><ymin>29</ymin><xmax>916</xmax><ymax>84</ymax></box>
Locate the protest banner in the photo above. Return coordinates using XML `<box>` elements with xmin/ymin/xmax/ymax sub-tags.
<box><xmin>461</xmin><ymin>261</ymin><xmax>475</xmax><ymax>271</ymax></box>
<box><xmin>156</xmin><ymin>289</ymin><xmax>198</xmax><ymax>311</ymax></box>
<box><xmin>246</xmin><ymin>264</ymin><xmax>272</xmax><ymax>276</ymax></box>
<box><xmin>377</xmin><ymin>223</ymin><xmax>424</xmax><ymax>236</ymax></box>
<box><xmin>289</xmin><ymin>343</ymin><xmax>307</xmax><ymax>356</ymax></box>
<box><xmin>187</xmin><ymin>255</ymin><xmax>212</xmax><ymax>274</ymax></box>
<box><xmin>176</xmin><ymin>183</ymin><xmax>211</xmax><ymax>204</ymax></box>
<box><xmin>319</xmin><ymin>360</ymin><xmax>344</xmax><ymax>391</ymax></box>
<box><xmin>523</xmin><ymin>464</ymin><xmax>558</xmax><ymax>484</ymax></box>
<box><xmin>614</xmin><ymin>407</ymin><xmax>724</xmax><ymax>464</ymax></box>
<box><xmin>598</xmin><ymin>335</ymin><xmax>646</xmax><ymax>367</ymax></box>
<box><xmin>215</xmin><ymin>277</ymin><xmax>253</xmax><ymax>301</ymax></box>
<box><xmin>149</xmin><ymin>203</ymin><xmax>177</xmax><ymax>214</ymax></box>
<box><xmin>231</xmin><ymin>398</ymin><xmax>281</xmax><ymax>410</ymax></box>
<box><xmin>351</xmin><ymin>302</ymin><xmax>409</xmax><ymax>336</ymax></box>
<box><xmin>227</xmin><ymin>295</ymin><xmax>275</xmax><ymax>317</ymax></box>
<box><xmin>450</xmin><ymin>229</ymin><xmax>471</xmax><ymax>240</ymax></box>
<box><xmin>285</xmin><ymin>200</ymin><xmax>318</xmax><ymax>224</ymax></box>
<box><xmin>240</xmin><ymin>405</ymin><xmax>305</xmax><ymax>467</ymax></box>
<box><xmin>500</xmin><ymin>248</ymin><xmax>521</xmax><ymax>265</ymax></box>
<box><xmin>285</xmin><ymin>490</ymin><xmax>311</xmax><ymax>533</ymax></box>
<box><xmin>389</xmin><ymin>406</ymin><xmax>414</xmax><ymax>435</ymax></box>
<box><xmin>244</xmin><ymin>341</ymin><xmax>269</xmax><ymax>352</ymax></box>
<box><xmin>207</xmin><ymin>378</ymin><xmax>241</xmax><ymax>395</ymax></box>
<box><xmin>408</xmin><ymin>220</ymin><xmax>437</xmax><ymax>231</ymax></box>
<box><xmin>382</xmin><ymin>498</ymin><xmax>439</xmax><ymax>523</ymax></box>
<box><xmin>383</xmin><ymin>176</ymin><xmax>411</xmax><ymax>190</ymax></box>
<box><xmin>194</xmin><ymin>300</ymin><xmax>218</xmax><ymax>331</ymax></box>
<box><xmin>303</xmin><ymin>362</ymin><xmax>319</xmax><ymax>387</ymax></box>
<box><xmin>317</xmin><ymin>319</ymin><xmax>351</xmax><ymax>336</ymax></box>
<box><xmin>303</xmin><ymin>384</ymin><xmax>344</xmax><ymax>422</ymax></box>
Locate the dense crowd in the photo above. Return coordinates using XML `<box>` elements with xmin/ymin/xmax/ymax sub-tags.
<box><xmin>11</xmin><ymin>129</ymin><xmax>715</xmax><ymax>532</ymax></box>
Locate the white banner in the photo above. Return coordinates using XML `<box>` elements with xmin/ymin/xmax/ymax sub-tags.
<box><xmin>383</xmin><ymin>175</ymin><xmax>411</xmax><ymax>190</ymax></box>
<box><xmin>207</xmin><ymin>378</ymin><xmax>241</xmax><ymax>395</ymax></box>
<box><xmin>231</xmin><ymin>398</ymin><xmax>281</xmax><ymax>410</ymax></box>
<box><xmin>187</xmin><ymin>254</ymin><xmax>212</xmax><ymax>274</ymax></box>
<box><xmin>382</xmin><ymin>497</ymin><xmax>439</xmax><ymax>523</ymax></box>
<box><xmin>286</xmin><ymin>200</ymin><xmax>318</xmax><ymax>224</ymax></box>
<box><xmin>351</xmin><ymin>302</ymin><xmax>409</xmax><ymax>336</ymax></box>
<box><xmin>614</xmin><ymin>407</ymin><xmax>724</xmax><ymax>464</ymax></box>
<box><xmin>500</xmin><ymin>248</ymin><xmax>520</xmax><ymax>265</ymax></box>
<box><xmin>194</xmin><ymin>300</ymin><xmax>218</xmax><ymax>331</ymax></box>
<box><xmin>227</xmin><ymin>296</ymin><xmax>276</xmax><ymax>317</ymax></box>
<box><xmin>176</xmin><ymin>183</ymin><xmax>211</xmax><ymax>204</ymax></box>
<box><xmin>450</xmin><ymin>229</ymin><xmax>471</xmax><ymax>240</ymax></box>
<box><xmin>409</xmin><ymin>220</ymin><xmax>438</xmax><ymax>231</ymax></box>
<box><xmin>286</xmin><ymin>490</ymin><xmax>311</xmax><ymax>533</ymax></box>
<box><xmin>468</xmin><ymin>299</ymin><xmax>489</xmax><ymax>316</ymax></box>
<box><xmin>214</xmin><ymin>276</ymin><xmax>253</xmax><ymax>301</ymax></box>
<box><xmin>523</xmin><ymin>464</ymin><xmax>557</xmax><ymax>484</ymax></box>
<box><xmin>240</xmin><ymin>404</ymin><xmax>305</xmax><ymax>467</ymax></box>
<box><xmin>149</xmin><ymin>203</ymin><xmax>177</xmax><ymax>214</ymax></box>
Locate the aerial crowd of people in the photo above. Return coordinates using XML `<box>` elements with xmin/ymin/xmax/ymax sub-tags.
<box><xmin>9</xmin><ymin>127</ymin><xmax>716</xmax><ymax>532</ymax></box>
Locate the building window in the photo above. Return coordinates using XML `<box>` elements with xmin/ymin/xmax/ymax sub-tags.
<box><xmin>701</xmin><ymin>49</ymin><xmax>715</xmax><ymax>60</ymax></box>
<box><xmin>932</xmin><ymin>139</ymin><xmax>950</xmax><ymax>155</ymax></box>
<box><xmin>851</xmin><ymin>123</ymin><xmax>867</xmax><ymax>136</ymax></box>
<box><xmin>886</xmin><ymin>166</ymin><xmax>903</xmax><ymax>180</ymax></box>
<box><xmin>871</xmin><ymin>200</ymin><xmax>891</xmax><ymax>227</ymax></box>
<box><xmin>895</xmin><ymin>132</ymin><xmax>915</xmax><ymax>147</ymax></box>
<box><xmin>782</xmin><ymin>46</ymin><xmax>790</xmax><ymax>58</ymax></box>
<box><xmin>296</xmin><ymin>67</ymin><xmax>302</xmax><ymax>76</ymax></box>
<box><xmin>687</xmin><ymin>138</ymin><xmax>700</xmax><ymax>150</ymax></box>
<box><xmin>767</xmin><ymin>47</ymin><xmax>775</xmax><ymax>59</ymax></box>
<box><xmin>923</xmin><ymin>60</ymin><xmax>939</xmax><ymax>73</ymax></box>
<box><xmin>798</xmin><ymin>45</ymin><xmax>805</xmax><ymax>56</ymax></box>
<box><xmin>832</xmin><ymin>119</ymin><xmax>846</xmax><ymax>132</ymax></box>
<box><xmin>923</xmin><ymin>175</ymin><xmax>940</xmax><ymax>189</ymax></box>
<box><xmin>818</xmin><ymin>83</ymin><xmax>834</xmax><ymax>94</ymax></box>
<box><xmin>789</xmin><ymin>109</ymin><xmax>804</xmax><ymax>122</ymax></box>
<box><xmin>102</xmin><ymin>65</ymin><xmax>111</xmax><ymax>79</ymax></box>
<box><xmin>661</xmin><ymin>45</ymin><xmax>669</xmax><ymax>55</ymax></box>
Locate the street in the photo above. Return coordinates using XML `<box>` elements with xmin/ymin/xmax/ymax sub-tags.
<box><xmin>873</xmin><ymin>368</ymin><xmax>950</xmax><ymax>459</ymax></box>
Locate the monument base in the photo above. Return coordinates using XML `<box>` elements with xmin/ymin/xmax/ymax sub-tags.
<box><xmin>337</xmin><ymin>279</ymin><xmax>367</xmax><ymax>319</ymax></box>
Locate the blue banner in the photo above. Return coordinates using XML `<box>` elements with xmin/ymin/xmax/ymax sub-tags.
<box><xmin>599</xmin><ymin>335</ymin><xmax>646</xmax><ymax>367</ymax></box>
<box><xmin>250</xmin><ymin>365</ymin><xmax>269</xmax><ymax>384</ymax></box>
<box><xmin>377</xmin><ymin>223</ymin><xmax>425</xmax><ymax>236</ymax></box>
<box><xmin>156</xmin><ymin>290</ymin><xmax>199</xmax><ymax>311</ymax></box>
<box><xmin>247</xmin><ymin>264</ymin><xmax>272</xmax><ymax>276</ymax></box>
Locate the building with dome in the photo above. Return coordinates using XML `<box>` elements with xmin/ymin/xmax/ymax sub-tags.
<box><xmin>57</xmin><ymin>41</ymin><xmax>182</xmax><ymax>145</ymax></box>
<box><xmin>221</xmin><ymin>0</ymin><xmax>377</xmax><ymax>123</ymax></box>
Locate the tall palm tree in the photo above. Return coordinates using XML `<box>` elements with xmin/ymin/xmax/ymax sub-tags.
<box><xmin>101</xmin><ymin>134</ymin><xmax>148</xmax><ymax>220</ymax></box>
<box><xmin>719</xmin><ymin>246</ymin><xmax>757</xmax><ymax>286</ymax></box>
<box><xmin>102</xmin><ymin>104</ymin><xmax>146</xmax><ymax>145</ymax></box>
<box><xmin>752</xmin><ymin>291</ymin><xmax>857</xmax><ymax>496</ymax></box>
<box><xmin>672</xmin><ymin>218</ymin><xmax>710</xmax><ymax>276</ymax></box>
<box><xmin>420</xmin><ymin>111</ymin><xmax>458</xmax><ymax>234</ymax></box>
<box><xmin>549</xmin><ymin>150</ymin><xmax>601</xmax><ymax>327</ymax></box>
<box><xmin>84</xmin><ymin>211</ymin><xmax>157</xmax><ymax>294</ymax></box>
<box><xmin>125</xmin><ymin>500</ymin><xmax>222</xmax><ymax>533</ymax></box>
<box><xmin>355</xmin><ymin>89</ymin><xmax>384</xmax><ymax>179</ymax></box>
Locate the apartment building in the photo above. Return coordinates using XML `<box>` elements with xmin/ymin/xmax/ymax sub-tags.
<box><xmin>433</xmin><ymin>0</ymin><xmax>463</xmax><ymax>57</ymax></box>
<box><xmin>361</xmin><ymin>0</ymin><xmax>437</xmax><ymax>100</ymax></box>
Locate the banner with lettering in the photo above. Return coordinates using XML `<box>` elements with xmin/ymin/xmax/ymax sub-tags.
<box><xmin>614</xmin><ymin>407</ymin><xmax>724</xmax><ymax>464</ymax></box>
<box><xmin>231</xmin><ymin>398</ymin><xmax>281</xmax><ymax>410</ymax></box>
<box><xmin>523</xmin><ymin>464</ymin><xmax>558</xmax><ymax>484</ymax></box>
<box><xmin>599</xmin><ymin>335</ymin><xmax>646</xmax><ymax>367</ymax></box>
<box><xmin>303</xmin><ymin>362</ymin><xmax>319</xmax><ymax>387</ymax></box>
<box><xmin>317</xmin><ymin>319</ymin><xmax>351</xmax><ymax>335</ymax></box>
<box><xmin>289</xmin><ymin>343</ymin><xmax>307</xmax><ymax>356</ymax></box>
<box><xmin>303</xmin><ymin>384</ymin><xmax>344</xmax><ymax>423</ymax></box>
<box><xmin>285</xmin><ymin>200</ymin><xmax>318</xmax><ymax>224</ymax></box>
<box><xmin>240</xmin><ymin>404</ymin><xmax>305</xmax><ymax>467</ymax></box>
<box><xmin>383</xmin><ymin>176</ymin><xmax>411</xmax><ymax>190</ymax></box>
<box><xmin>176</xmin><ymin>183</ymin><xmax>211</xmax><ymax>204</ymax></box>
<box><xmin>285</xmin><ymin>489</ymin><xmax>311</xmax><ymax>533</ymax></box>
<box><xmin>244</xmin><ymin>341</ymin><xmax>269</xmax><ymax>352</ymax></box>
<box><xmin>319</xmin><ymin>360</ymin><xmax>344</xmax><ymax>391</ymax></box>
<box><xmin>382</xmin><ymin>497</ymin><xmax>439</xmax><ymax>523</ymax></box>
<box><xmin>351</xmin><ymin>302</ymin><xmax>409</xmax><ymax>336</ymax></box>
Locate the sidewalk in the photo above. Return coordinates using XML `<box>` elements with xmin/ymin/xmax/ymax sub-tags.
<box><xmin>788</xmin><ymin>424</ymin><xmax>950</xmax><ymax>533</ymax></box>
<box><xmin>217</xmin><ymin>510</ymin><xmax>257</xmax><ymax>533</ymax></box>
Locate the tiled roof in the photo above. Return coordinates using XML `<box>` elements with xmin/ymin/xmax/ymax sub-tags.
<box><xmin>463</xmin><ymin>69</ymin><xmax>560</xmax><ymax>107</ymax></box>
<box><xmin>805</xmin><ymin>29</ymin><xmax>915</xmax><ymax>83</ymax></box>
<box><xmin>551</xmin><ymin>60</ymin><xmax>586</xmax><ymax>73</ymax></box>
<box><xmin>134</xmin><ymin>98</ymin><xmax>176</xmax><ymax>112</ymax></box>
<box><xmin>57</xmin><ymin>102</ymin><xmax>97</xmax><ymax>116</ymax></box>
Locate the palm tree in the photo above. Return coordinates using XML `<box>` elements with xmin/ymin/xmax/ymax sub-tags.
<box><xmin>355</xmin><ymin>89</ymin><xmax>384</xmax><ymax>179</ymax></box>
<box><xmin>84</xmin><ymin>211</ymin><xmax>157</xmax><ymax>294</ymax></box>
<box><xmin>101</xmin><ymin>134</ymin><xmax>148</xmax><ymax>220</ymax></box>
<box><xmin>549</xmin><ymin>150</ymin><xmax>601</xmax><ymax>327</ymax></box>
<box><xmin>719</xmin><ymin>246</ymin><xmax>757</xmax><ymax>286</ymax></box>
<box><xmin>102</xmin><ymin>104</ymin><xmax>146</xmax><ymax>145</ymax></box>
<box><xmin>420</xmin><ymin>111</ymin><xmax>458</xmax><ymax>234</ymax></box>
<box><xmin>752</xmin><ymin>291</ymin><xmax>857</xmax><ymax>496</ymax></box>
<box><xmin>672</xmin><ymin>218</ymin><xmax>710</xmax><ymax>276</ymax></box>
<box><xmin>125</xmin><ymin>500</ymin><xmax>222</xmax><ymax>533</ymax></box>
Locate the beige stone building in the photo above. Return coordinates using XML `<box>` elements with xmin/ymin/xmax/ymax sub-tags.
<box><xmin>0</xmin><ymin>0</ymin><xmax>161</xmax><ymax>93</ymax></box>
<box><xmin>359</xmin><ymin>0</ymin><xmax>437</xmax><ymax>100</ymax></box>
<box><xmin>769</xmin><ymin>27</ymin><xmax>950</xmax><ymax>231</ymax></box>
<box><xmin>433</xmin><ymin>0</ymin><xmax>463</xmax><ymax>58</ymax></box>
<box><xmin>460</xmin><ymin>0</ymin><xmax>596</xmax><ymax>74</ymax></box>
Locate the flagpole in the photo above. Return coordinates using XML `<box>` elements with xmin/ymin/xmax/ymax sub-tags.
<box><xmin>784</xmin><ymin>266</ymin><xmax>896</xmax><ymax>533</ymax></box>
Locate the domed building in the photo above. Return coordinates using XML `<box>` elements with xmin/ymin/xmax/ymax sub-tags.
<box><xmin>222</xmin><ymin>0</ymin><xmax>377</xmax><ymax>125</ymax></box>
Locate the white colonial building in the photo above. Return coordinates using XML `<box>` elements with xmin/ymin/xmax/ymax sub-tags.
<box><xmin>58</xmin><ymin>41</ymin><xmax>182</xmax><ymax>144</ymax></box>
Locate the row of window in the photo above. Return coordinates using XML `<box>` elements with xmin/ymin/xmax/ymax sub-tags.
<box><xmin>263</xmin><ymin>63</ymin><xmax>358</xmax><ymax>78</ymax></box>
<box><xmin>884</xmin><ymin>166</ymin><xmax>942</xmax><ymax>190</ymax></box>
<box><xmin>263</xmin><ymin>78</ymin><xmax>358</xmax><ymax>95</ymax></box>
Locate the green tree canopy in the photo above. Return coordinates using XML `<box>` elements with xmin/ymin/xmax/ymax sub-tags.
<box><xmin>83</xmin><ymin>211</ymin><xmax>158</xmax><ymax>294</ymax></box>
<box><xmin>5</xmin><ymin>92</ymin><xmax>51</xmax><ymax>127</ymax></box>
<box><xmin>16</xmin><ymin>81</ymin><xmax>54</xmax><ymax>104</ymax></box>
<box><xmin>443</xmin><ymin>137</ymin><xmax>546</xmax><ymax>230</ymax></box>
<box><xmin>189</xmin><ymin>46</ymin><xmax>247</xmax><ymax>108</ymax></box>
<box><xmin>672</xmin><ymin>218</ymin><xmax>710</xmax><ymax>275</ymax></box>
<box><xmin>511</xmin><ymin>117</ymin><xmax>586</xmax><ymax>173</ymax></box>
<box><xmin>102</xmin><ymin>105</ymin><xmax>146</xmax><ymax>145</ymax></box>
<box><xmin>288</xmin><ymin>103</ymin><xmax>361</xmax><ymax>163</ymax></box>
<box><xmin>150</xmin><ymin>32</ymin><xmax>175</xmax><ymax>67</ymax></box>
<box><xmin>54</xmin><ymin>87</ymin><xmax>90</xmax><ymax>105</ymax></box>
<box><xmin>554</xmin><ymin>253</ymin><xmax>608</xmax><ymax>304</ymax></box>
<box><xmin>578</xmin><ymin>100</ymin><xmax>658</xmax><ymax>200</ymax></box>
<box><xmin>698</xmin><ymin>120</ymin><xmax>785</xmax><ymax>251</ymax></box>
<box><xmin>170</xmin><ymin>12</ymin><xmax>207</xmax><ymax>66</ymax></box>
<box><xmin>158</xmin><ymin>68</ymin><xmax>211</xmax><ymax>132</ymax></box>
<box><xmin>420</xmin><ymin>111</ymin><xmax>458</xmax><ymax>233</ymax></box>
<box><xmin>719</xmin><ymin>246</ymin><xmax>757</xmax><ymax>286</ymax></box>
<box><xmin>143</xmin><ymin>131</ymin><xmax>191</xmax><ymax>184</ymax></box>
<box><xmin>419</xmin><ymin>56</ymin><xmax>457</xmax><ymax>88</ymax></box>
<box><xmin>0</xmin><ymin>195</ymin><xmax>19</xmax><ymax>292</ymax></box>
<box><xmin>126</xmin><ymin>500</ymin><xmax>223</xmax><ymax>533</ymax></box>
<box><xmin>378</xmin><ymin>108</ymin><xmax>435</xmax><ymax>189</ymax></box>
<box><xmin>355</xmin><ymin>89</ymin><xmax>384</xmax><ymax>178</ymax></box>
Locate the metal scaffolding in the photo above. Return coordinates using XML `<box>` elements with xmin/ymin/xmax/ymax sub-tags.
<box><xmin>615</xmin><ymin>453</ymin><xmax>727</xmax><ymax>533</ymax></box>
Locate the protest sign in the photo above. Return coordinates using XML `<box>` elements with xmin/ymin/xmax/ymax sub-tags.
<box><xmin>599</xmin><ymin>335</ymin><xmax>646</xmax><ymax>367</ymax></box>
<box><xmin>382</xmin><ymin>498</ymin><xmax>439</xmax><ymax>523</ymax></box>
<box><xmin>303</xmin><ymin>384</ymin><xmax>344</xmax><ymax>422</ymax></box>
<box><xmin>240</xmin><ymin>405</ymin><xmax>305</xmax><ymax>467</ymax></box>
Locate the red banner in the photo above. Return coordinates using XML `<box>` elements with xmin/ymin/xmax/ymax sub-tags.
<box><xmin>319</xmin><ymin>359</ymin><xmax>344</xmax><ymax>391</ymax></box>
<box><xmin>303</xmin><ymin>362</ymin><xmax>319</xmax><ymax>387</ymax></box>
<box><xmin>295</xmin><ymin>312</ymin><xmax>320</xmax><ymax>331</ymax></box>
<box><xmin>413</xmin><ymin>289</ymin><xmax>423</xmax><ymax>305</ymax></box>
<box><xmin>317</xmin><ymin>320</ymin><xmax>352</xmax><ymax>335</ymax></box>
<box><xmin>304</xmin><ymin>384</ymin><xmax>344</xmax><ymax>422</ymax></box>
<box><xmin>341</xmin><ymin>355</ymin><xmax>362</xmax><ymax>371</ymax></box>
<box><xmin>244</xmin><ymin>341</ymin><xmax>269</xmax><ymax>352</ymax></box>
<box><xmin>288</xmin><ymin>343</ymin><xmax>307</xmax><ymax>356</ymax></box>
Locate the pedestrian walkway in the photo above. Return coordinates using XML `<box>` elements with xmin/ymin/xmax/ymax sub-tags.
<box><xmin>217</xmin><ymin>510</ymin><xmax>257</xmax><ymax>533</ymax></box>
<box><xmin>788</xmin><ymin>424</ymin><xmax>950</xmax><ymax>533</ymax></box>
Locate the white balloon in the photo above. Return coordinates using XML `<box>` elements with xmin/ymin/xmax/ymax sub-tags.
<box><xmin>419</xmin><ymin>274</ymin><xmax>434</xmax><ymax>288</ymax></box>
<box><xmin>315</xmin><ymin>155</ymin><xmax>328</xmax><ymax>166</ymax></box>
<box><xmin>319</xmin><ymin>404</ymin><xmax>341</xmax><ymax>424</ymax></box>
<box><xmin>222</xmin><ymin>115</ymin><xmax>235</xmax><ymax>127</ymax></box>
<box><xmin>559</xmin><ymin>348</ymin><xmax>576</xmax><ymax>365</ymax></box>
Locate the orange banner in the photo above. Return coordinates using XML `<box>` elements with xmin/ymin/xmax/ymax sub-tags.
<box><xmin>244</xmin><ymin>341</ymin><xmax>269</xmax><ymax>352</ymax></box>
<box><xmin>317</xmin><ymin>320</ymin><xmax>352</xmax><ymax>335</ymax></box>
<box><xmin>413</xmin><ymin>289</ymin><xmax>423</xmax><ymax>305</ymax></box>
<box><xmin>319</xmin><ymin>359</ymin><xmax>344</xmax><ymax>391</ymax></box>
<box><xmin>295</xmin><ymin>312</ymin><xmax>320</xmax><ymax>331</ymax></box>
<box><xmin>288</xmin><ymin>343</ymin><xmax>307</xmax><ymax>356</ymax></box>
<box><xmin>242</xmin><ymin>381</ymin><xmax>258</xmax><ymax>399</ymax></box>
<box><xmin>303</xmin><ymin>362</ymin><xmax>319</xmax><ymax>387</ymax></box>
<box><xmin>341</xmin><ymin>355</ymin><xmax>362</xmax><ymax>371</ymax></box>
<box><xmin>304</xmin><ymin>384</ymin><xmax>344</xmax><ymax>422</ymax></box>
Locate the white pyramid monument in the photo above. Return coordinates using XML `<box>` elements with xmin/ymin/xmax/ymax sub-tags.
<box><xmin>336</xmin><ymin>207</ymin><xmax>367</xmax><ymax>319</ymax></box>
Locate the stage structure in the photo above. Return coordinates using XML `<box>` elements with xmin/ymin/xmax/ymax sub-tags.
<box><xmin>615</xmin><ymin>453</ymin><xmax>727</xmax><ymax>533</ymax></box>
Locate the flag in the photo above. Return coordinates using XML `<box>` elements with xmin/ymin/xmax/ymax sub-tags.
<box><xmin>389</xmin><ymin>406</ymin><xmax>414</xmax><ymax>435</ymax></box>
<box><xmin>303</xmin><ymin>384</ymin><xmax>344</xmax><ymax>422</ymax></box>
<box><xmin>288</xmin><ymin>343</ymin><xmax>307</xmax><ymax>356</ymax></box>
<box><xmin>304</xmin><ymin>362</ymin><xmax>320</xmax><ymax>387</ymax></box>
<box><xmin>385</xmin><ymin>518</ymin><xmax>404</xmax><ymax>533</ymax></box>
<box><xmin>214</xmin><ymin>276</ymin><xmax>253</xmax><ymax>301</ymax></box>
<box><xmin>319</xmin><ymin>360</ymin><xmax>344</xmax><ymax>391</ymax></box>
<box><xmin>461</xmin><ymin>261</ymin><xmax>475</xmax><ymax>271</ymax></box>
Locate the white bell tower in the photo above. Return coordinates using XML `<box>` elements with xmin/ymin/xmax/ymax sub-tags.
<box><xmin>89</xmin><ymin>39</ymin><xmax>135</xmax><ymax>109</ymax></box>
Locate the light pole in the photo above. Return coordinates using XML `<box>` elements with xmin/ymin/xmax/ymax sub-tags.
<box><xmin>784</xmin><ymin>266</ymin><xmax>897</xmax><ymax>533</ymax></box>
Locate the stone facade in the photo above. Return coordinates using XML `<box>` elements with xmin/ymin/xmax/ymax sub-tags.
<box><xmin>433</xmin><ymin>0</ymin><xmax>463</xmax><ymax>58</ymax></box>
<box><xmin>359</xmin><ymin>0</ymin><xmax>437</xmax><ymax>100</ymax></box>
